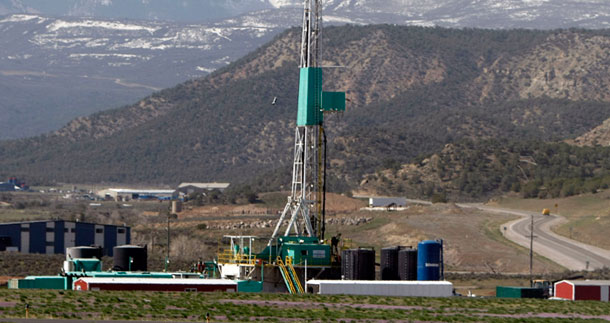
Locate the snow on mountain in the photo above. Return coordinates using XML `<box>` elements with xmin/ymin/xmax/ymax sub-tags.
<box><xmin>3</xmin><ymin>0</ymin><xmax>610</xmax><ymax>29</ymax></box>
<box><xmin>2</xmin><ymin>0</ymin><xmax>610</xmax><ymax>139</ymax></box>
<box><xmin>0</xmin><ymin>14</ymin><xmax>283</xmax><ymax>139</ymax></box>
<box><xmin>268</xmin><ymin>0</ymin><xmax>299</xmax><ymax>8</ymax></box>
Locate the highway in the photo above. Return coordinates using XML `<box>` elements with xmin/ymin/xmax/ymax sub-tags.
<box><xmin>464</xmin><ymin>205</ymin><xmax>610</xmax><ymax>271</ymax></box>
<box><xmin>364</xmin><ymin>197</ymin><xmax>610</xmax><ymax>270</ymax></box>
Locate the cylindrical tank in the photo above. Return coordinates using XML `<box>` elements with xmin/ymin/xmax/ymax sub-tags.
<box><xmin>66</xmin><ymin>246</ymin><xmax>103</xmax><ymax>260</ymax></box>
<box><xmin>398</xmin><ymin>248</ymin><xmax>418</xmax><ymax>280</ymax></box>
<box><xmin>341</xmin><ymin>248</ymin><xmax>375</xmax><ymax>280</ymax></box>
<box><xmin>417</xmin><ymin>240</ymin><xmax>443</xmax><ymax>281</ymax></box>
<box><xmin>381</xmin><ymin>246</ymin><xmax>401</xmax><ymax>280</ymax></box>
<box><xmin>113</xmin><ymin>245</ymin><xmax>147</xmax><ymax>271</ymax></box>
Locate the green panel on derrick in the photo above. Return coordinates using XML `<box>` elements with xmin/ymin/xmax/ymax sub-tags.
<box><xmin>297</xmin><ymin>67</ymin><xmax>323</xmax><ymax>126</ymax></box>
<box><xmin>322</xmin><ymin>91</ymin><xmax>346</xmax><ymax>112</ymax></box>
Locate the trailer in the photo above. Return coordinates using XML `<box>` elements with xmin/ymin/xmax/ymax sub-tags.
<box><xmin>73</xmin><ymin>277</ymin><xmax>237</xmax><ymax>292</ymax></box>
<box><xmin>306</xmin><ymin>280</ymin><xmax>453</xmax><ymax>297</ymax></box>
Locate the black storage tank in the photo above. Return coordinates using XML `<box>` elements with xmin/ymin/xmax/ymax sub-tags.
<box><xmin>113</xmin><ymin>245</ymin><xmax>147</xmax><ymax>271</ymax></box>
<box><xmin>381</xmin><ymin>246</ymin><xmax>402</xmax><ymax>280</ymax></box>
<box><xmin>341</xmin><ymin>248</ymin><xmax>375</xmax><ymax>280</ymax></box>
<box><xmin>67</xmin><ymin>246</ymin><xmax>103</xmax><ymax>260</ymax></box>
<box><xmin>398</xmin><ymin>248</ymin><xmax>418</xmax><ymax>280</ymax></box>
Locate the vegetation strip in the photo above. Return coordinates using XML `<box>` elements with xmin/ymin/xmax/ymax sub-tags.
<box><xmin>0</xmin><ymin>289</ymin><xmax>609</xmax><ymax>321</ymax></box>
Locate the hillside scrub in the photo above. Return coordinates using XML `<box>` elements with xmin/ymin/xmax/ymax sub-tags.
<box><xmin>365</xmin><ymin>139</ymin><xmax>610</xmax><ymax>201</ymax></box>
<box><xmin>1</xmin><ymin>27</ymin><xmax>610</xmax><ymax>199</ymax></box>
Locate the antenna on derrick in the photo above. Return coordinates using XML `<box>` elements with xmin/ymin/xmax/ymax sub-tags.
<box><xmin>268</xmin><ymin>0</ymin><xmax>346</xmax><ymax>246</ymax></box>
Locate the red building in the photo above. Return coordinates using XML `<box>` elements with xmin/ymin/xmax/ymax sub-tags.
<box><xmin>554</xmin><ymin>280</ymin><xmax>610</xmax><ymax>301</ymax></box>
<box><xmin>73</xmin><ymin>277</ymin><xmax>237</xmax><ymax>292</ymax></box>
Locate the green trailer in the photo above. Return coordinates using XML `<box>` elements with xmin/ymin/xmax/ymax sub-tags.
<box><xmin>237</xmin><ymin>280</ymin><xmax>263</xmax><ymax>293</ymax></box>
<box><xmin>496</xmin><ymin>286</ymin><xmax>545</xmax><ymax>298</ymax></box>
<box><xmin>15</xmin><ymin>276</ymin><xmax>69</xmax><ymax>290</ymax></box>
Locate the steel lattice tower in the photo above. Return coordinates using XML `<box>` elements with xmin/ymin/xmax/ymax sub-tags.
<box><xmin>268</xmin><ymin>0</ymin><xmax>345</xmax><ymax>246</ymax></box>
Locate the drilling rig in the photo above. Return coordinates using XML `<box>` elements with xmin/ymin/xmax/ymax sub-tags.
<box><xmin>215</xmin><ymin>0</ymin><xmax>346</xmax><ymax>293</ymax></box>
<box><xmin>268</xmin><ymin>0</ymin><xmax>346</xmax><ymax>246</ymax></box>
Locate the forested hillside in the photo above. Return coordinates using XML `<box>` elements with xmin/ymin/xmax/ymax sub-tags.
<box><xmin>2</xmin><ymin>25</ymin><xmax>610</xmax><ymax>200</ymax></box>
<box><xmin>361</xmin><ymin>139</ymin><xmax>610</xmax><ymax>201</ymax></box>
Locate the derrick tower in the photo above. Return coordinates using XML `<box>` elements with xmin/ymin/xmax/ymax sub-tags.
<box><xmin>268</xmin><ymin>0</ymin><xmax>345</xmax><ymax>245</ymax></box>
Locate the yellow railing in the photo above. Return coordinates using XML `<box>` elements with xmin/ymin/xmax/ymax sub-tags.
<box><xmin>285</xmin><ymin>257</ymin><xmax>304</xmax><ymax>293</ymax></box>
<box><xmin>216</xmin><ymin>249</ymin><xmax>257</xmax><ymax>265</ymax></box>
<box><xmin>277</xmin><ymin>257</ymin><xmax>296</xmax><ymax>294</ymax></box>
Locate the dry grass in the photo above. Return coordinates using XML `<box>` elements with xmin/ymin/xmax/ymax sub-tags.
<box><xmin>493</xmin><ymin>191</ymin><xmax>610</xmax><ymax>249</ymax></box>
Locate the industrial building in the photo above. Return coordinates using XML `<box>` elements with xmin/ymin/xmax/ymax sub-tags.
<box><xmin>97</xmin><ymin>188</ymin><xmax>175</xmax><ymax>201</ymax></box>
<box><xmin>97</xmin><ymin>183</ymin><xmax>231</xmax><ymax>201</ymax></box>
<box><xmin>0</xmin><ymin>177</ymin><xmax>28</xmax><ymax>191</ymax></box>
<box><xmin>368</xmin><ymin>197</ymin><xmax>407</xmax><ymax>210</ymax></box>
<box><xmin>0</xmin><ymin>220</ymin><xmax>130</xmax><ymax>256</ymax></box>
<box><xmin>554</xmin><ymin>280</ymin><xmax>610</xmax><ymax>301</ymax></box>
<box><xmin>176</xmin><ymin>182</ymin><xmax>230</xmax><ymax>195</ymax></box>
<box><xmin>0</xmin><ymin>182</ymin><xmax>16</xmax><ymax>192</ymax></box>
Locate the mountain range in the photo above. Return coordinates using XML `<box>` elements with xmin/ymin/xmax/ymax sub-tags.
<box><xmin>0</xmin><ymin>13</ymin><xmax>285</xmax><ymax>138</ymax></box>
<box><xmin>1</xmin><ymin>25</ymin><xmax>610</xmax><ymax>198</ymax></box>
<box><xmin>3</xmin><ymin>1</ymin><xmax>610</xmax><ymax>139</ymax></box>
<box><xmin>3</xmin><ymin>0</ymin><xmax>610</xmax><ymax>29</ymax></box>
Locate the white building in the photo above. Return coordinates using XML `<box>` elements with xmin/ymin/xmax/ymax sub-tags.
<box><xmin>176</xmin><ymin>182</ymin><xmax>230</xmax><ymax>195</ymax></box>
<box><xmin>368</xmin><ymin>197</ymin><xmax>407</xmax><ymax>209</ymax></box>
<box><xmin>97</xmin><ymin>188</ymin><xmax>175</xmax><ymax>201</ymax></box>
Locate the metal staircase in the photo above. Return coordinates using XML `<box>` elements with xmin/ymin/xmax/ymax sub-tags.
<box><xmin>277</xmin><ymin>256</ymin><xmax>303</xmax><ymax>294</ymax></box>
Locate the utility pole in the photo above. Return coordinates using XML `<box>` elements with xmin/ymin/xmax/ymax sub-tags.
<box><xmin>165</xmin><ymin>207</ymin><xmax>177</xmax><ymax>272</ymax></box>
<box><xmin>166</xmin><ymin>213</ymin><xmax>170</xmax><ymax>272</ymax></box>
<box><xmin>529</xmin><ymin>214</ymin><xmax>534</xmax><ymax>286</ymax></box>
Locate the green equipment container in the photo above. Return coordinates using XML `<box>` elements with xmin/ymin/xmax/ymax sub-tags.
<box><xmin>204</xmin><ymin>261</ymin><xmax>218</xmax><ymax>278</ymax></box>
<box><xmin>283</xmin><ymin>243</ymin><xmax>331</xmax><ymax>266</ymax></box>
<box><xmin>17</xmin><ymin>276</ymin><xmax>68</xmax><ymax>290</ymax></box>
<box><xmin>237</xmin><ymin>280</ymin><xmax>263</xmax><ymax>293</ymax></box>
<box><xmin>496</xmin><ymin>286</ymin><xmax>545</xmax><ymax>298</ymax></box>
<box><xmin>72</xmin><ymin>258</ymin><xmax>102</xmax><ymax>272</ymax></box>
<box><xmin>259</xmin><ymin>236</ymin><xmax>332</xmax><ymax>266</ymax></box>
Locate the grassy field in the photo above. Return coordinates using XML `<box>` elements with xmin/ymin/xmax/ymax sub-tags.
<box><xmin>1</xmin><ymin>289</ymin><xmax>610</xmax><ymax>322</ymax></box>
<box><xmin>493</xmin><ymin>191</ymin><xmax>610</xmax><ymax>249</ymax></box>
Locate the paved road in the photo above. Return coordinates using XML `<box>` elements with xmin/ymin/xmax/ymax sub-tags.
<box><xmin>359</xmin><ymin>197</ymin><xmax>610</xmax><ymax>270</ymax></box>
<box><xmin>463</xmin><ymin>204</ymin><xmax>610</xmax><ymax>271</ymax></box>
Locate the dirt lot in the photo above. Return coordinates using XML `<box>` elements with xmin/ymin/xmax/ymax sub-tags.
<box><xmin>0</xmin><ymin>191</ymin><xmax>564</xmax><ymax>285</ymax></box>
<box><xmin>149</xmin><ymin>195</ymin><xmax>562</xmax><ymax>277</ymax></box>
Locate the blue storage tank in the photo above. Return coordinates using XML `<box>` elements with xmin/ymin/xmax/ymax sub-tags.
<box><xmin>417</xmin><ymin>240</ymin><xmax>443</xmax><ymax>281</ymax></box>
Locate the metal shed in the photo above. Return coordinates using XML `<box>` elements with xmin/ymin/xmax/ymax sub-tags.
<box><xmin>554</xmin><ymin>280</ymin><xmax>610</xmax><ymax>301</ymax></box>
